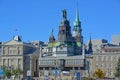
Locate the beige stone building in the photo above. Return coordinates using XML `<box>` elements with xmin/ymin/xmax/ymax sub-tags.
<box><xmin>0</xmin><ymin>36</ymin><xmax>40</xmax><ymax>79</ymax></box>
<box><xmin>90</xmin><ymin>53</ymin><xmax>120</xmax><ymax>78</ymax></box>
<box><xmin>86</xmin><ymin>38</ymin><xmax>120</xmax><ymax>78</ymax></box>
<box><xmin>88</xmin><ymin>44</ymin><xmax>120</xmax><ymax>78</ymax></box>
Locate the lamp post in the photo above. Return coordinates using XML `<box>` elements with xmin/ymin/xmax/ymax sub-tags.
<box><xmin>59</xmin><ymin>59</ymin><xmax>64</xmax><ymax>80</ymax></box>
<box><xmin>54</xmin><ymin>59</ymin><xmax>57</xmax><ymax>80</ymax></box>
<box><xmin>53</xmin><ymin>54</ymin><xmax>57</xmax><ymax>80</ymax></box>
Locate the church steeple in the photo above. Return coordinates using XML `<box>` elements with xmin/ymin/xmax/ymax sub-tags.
<box><xmin>73</xmin><ymin>7</ymin><xmax>82</xmax><ymax>37</ymax></box>
<box><xmin>73</xmin><ymin>7</ymin><xmax>83</xmax><ymax>44</ymax></box>
<box><xmin>88</xmin><ymin>36</ymin><xmax>93</xmax><ymax>54</ymax></box>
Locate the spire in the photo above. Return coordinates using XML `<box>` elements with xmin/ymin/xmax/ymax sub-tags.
<box><xmin>88</xmin><ymin>35</ymin><xmax>93</xmax><ymax>54</ymax></box>
<box><xmin>89</xmin><ymin>35</ymin><xmax>92</xmax><ymax>46</ymax></box>
<box><xmin>73</xmin><ymin>6</ymin><xmax>82</xmax><ymax>38</ymax></box>
<box><xmin>75</xmin><ymin>7</ymin><xmax>79</xmax><ymax>22</ymax></box>
<box><xmin>89</xmin><ymin>36</ymin><xmax>92</xmax><ymax>43</ymax></box>
<box><xmin>49</xmin><ymin>29</ymin><xmax>55</xmax><ymax>43</ymax></box>
<box><xmin>74</xmin><ymin>7</ymin><xmax>80</xmax><ymax>26</ymax></box>
<box><xmin>50</xmin><ymin>29</ymin><xmax>54</xmax><ymax>37</ymax></box>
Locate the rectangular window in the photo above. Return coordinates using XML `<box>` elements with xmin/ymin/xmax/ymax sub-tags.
<box><xmin>106</xmin><ymin>64</ymin><xmax>108</xmax><ymax>68</ymax></box>
<box><xmin>104</xmin><ymin>64</ymin><xmax>106</xmax><ymax>68</ymax></box>
<box><xmin>106</xmin><ymin>56</ymin><xmax>108</xmax><ymax>61</ymax></box>
<box><xmin>110</xmin><ymin>71</ymin><xmax>112</xmax><ymax>76</ymax></box>
<box><xmin>116</xmin><ymin>56</ymin><xmax>119</xmax><ymax>61</ymax></box>
<box><xmin>9</xmin><ymin>50</ymin><xmax>12</xmax><ymax>54</ymax></box>
<box><xmin>3</xmin><ymin>59</ymin><xmax>5</xmax><ymax>65</ymax></box>
<box><xmin>101</xmin><ymin>56</ymin><xmax>104</xmax><ymax>61</ymax></box>
<box><xmin>18</xmin><ymin>59</ymin><xmax>21</xmax><ymax>69</ymax></box>
<box><xmin>101</xmin><ymin>64</ymin><xmax>104</xmax><ymax>68</ymax></box>
<box><xmin>8</xmin><ymin>59</ymin><xmax>9</xmax><ymax>67</ymax></box>
<box><xmin>104</xmin><ymin>56</ymin><xmax>106</xmax><ymax>61</ymax></box>
<box><xmin>3</xmin><ymin>50</ymin><xmax>6</xmax><ymax>55</ymax></box>
<box><xmin>95</xmin><ymin>64</ymin><xmax>98</xmax><ymax>68</ymax></box>
<box><xmin>18</xmin><ymin>47</ymin><xmax>21</xmax><ymax>55</ymax></box>
<box><xmin>96</xmin><ymin>56</ymin><xmax>98</xmax><ymax>61</ymax></box>
<box><xmin>13</xmin><ymin>50</ymin><xmax>16</xmax><ymax>54</ymax></box>
<box><xmin>110</xmin><ymin>64</ymin><xmax>113</xmax><ymax>68</ymax></box>
<box><xmin>110</xmin><ymin>56</ymin><xmax>113</xmax><ymax>61</ymax></box>
<box><xmin>105</xmin><ymin>71</ymin><xmax>108</xmax><ymax>76</ymax></box>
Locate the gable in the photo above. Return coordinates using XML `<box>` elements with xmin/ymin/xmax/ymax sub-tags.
<box><xmin>3</xmin><ymin>40</ymin><xmax>23</xmax><ymax>45</ymax></box>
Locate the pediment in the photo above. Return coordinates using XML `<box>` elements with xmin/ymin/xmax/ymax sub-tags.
<box><xmin>3</xmin><ymin>40</ymin><xmax>23</xmax><ymax>45</ymax></box>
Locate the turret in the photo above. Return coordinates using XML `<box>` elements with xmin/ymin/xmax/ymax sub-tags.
<box><xmin>49</xmin><ymin>29</ymin><xmax>55</xmax><ymax>43</ymax></box>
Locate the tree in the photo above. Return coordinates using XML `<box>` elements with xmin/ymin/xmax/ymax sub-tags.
<box><xmin>93</xmin><ymin>68</ymin><xmax>104</xmax><ymax>78</ymax></box>
<box><xmin>11</xmin><ymin>68</ymin><xmax>23</xmax><ymax>78</ymax></box>
<box><xmin>2</xmin><ymin>65</ymin><xmax>23</xmax><ymax>79</ymax></box>
<box><xmin>4</xmin><ymin>67</ymin><xmax>11</xmax><ymax>78</ymax></box>
<box><xmin>114</xmin><ymin>57</ymin><xmax>120</xmax><ymax>77</ymax></box>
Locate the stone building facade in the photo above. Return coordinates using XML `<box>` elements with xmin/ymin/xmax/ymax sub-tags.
<box><xmin>0</xmin><ymin>36</ymin><xmax>39</xmax><ymax>79</ymax></box>
<box><xmin>88</xmin><ymin>43</ymin><xmax>120</xmax><ymax>78</ymax></box>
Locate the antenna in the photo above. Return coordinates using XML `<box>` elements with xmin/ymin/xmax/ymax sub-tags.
<box><xmin>15</xmin><ymin>28</ymin><xmax>18</xmax><ymax>36</ymax></box>
<box><xmin>14</xmin><ymin>27</ymin><xmax>22</xmax><ymax>41</ymax></box>
<box><xmin>14</xmin><ymin>26</ymin><xmax>21</xmax><ymax>36</ymax></box>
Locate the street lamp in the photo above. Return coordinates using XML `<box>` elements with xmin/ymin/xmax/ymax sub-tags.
<box><xmin>54</xmin><ymin>59</ymin><xmax>57</xmax><ymax>80</ymax></box>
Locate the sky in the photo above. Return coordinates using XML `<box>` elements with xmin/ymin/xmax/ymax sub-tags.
<box><xmin>0</xmin><ymin>0</ymin><xmax>120</xmax><ymax>43</ymax></box>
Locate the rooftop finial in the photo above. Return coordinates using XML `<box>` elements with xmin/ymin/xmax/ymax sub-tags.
<box><xmin>50</xmin><ymin>29</ymin><xmax>54</xmax><ymax>36</ymax></box>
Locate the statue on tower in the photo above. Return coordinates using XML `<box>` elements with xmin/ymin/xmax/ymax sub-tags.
<box><xmin>62</xmin><ymin>9</ymin><xmax>67</xmax><ymax>19</ymax></box>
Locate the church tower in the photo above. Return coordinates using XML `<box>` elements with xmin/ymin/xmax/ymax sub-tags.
<box><xmin>73</xmin><ymin>8</ymin><xmax>83</xmax><ymax>44</ymax></box>
<box><xmin>73</xmin><ymin>8</ymin><xmax>83</xmax><ymax>55</ymax></box>
<box><xmin>58</xmin><ymin>9</ymin><xmax>72</xmax><ymax>44</ymax></box>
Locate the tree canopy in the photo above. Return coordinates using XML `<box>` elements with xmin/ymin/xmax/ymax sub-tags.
<box><xmin>93</xmin><ymin>68</ymin><xmax>104</xmax><ymax>78</ymax></box>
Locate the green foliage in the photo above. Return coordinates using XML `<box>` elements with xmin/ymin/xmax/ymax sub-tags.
<box><xmin>11</xmin><ymin>68</ymin><xmax>23</xmax><ymax>77</ymax></box>
<box><xmin>114</xmin><ymin>57</ymin><xmax>120</xmax><ymax>77</ymax></box>
<box><xmin>12</xmin><ymin>69</ymin><xmax>18</xmax><ymax>76</ymax></box>
<box><xmin>93</xmin><ymin>68</ymin><xmax>104</xmax><ymax>78</ymax></box>
<box><xmin>4</xmin><ymin>68</ymin><xmax>11</xmax><ymax>78</ymax></box>
<box><xmin>3</xmin><ymin>66</ymin><xmax>23</xmax><ymax>78</ymax></box>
